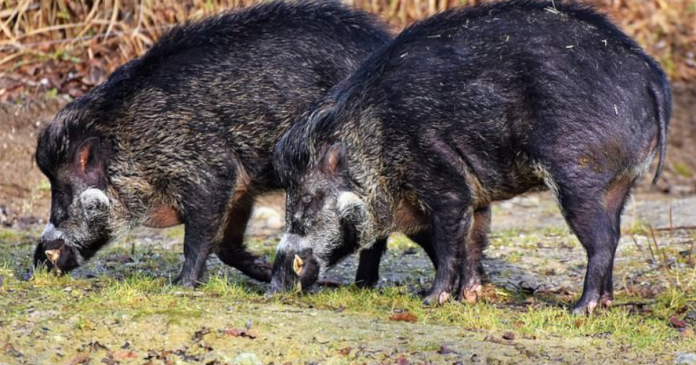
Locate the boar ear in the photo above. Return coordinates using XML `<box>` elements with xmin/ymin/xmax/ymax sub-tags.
<box><xmin>324</xmin><ymin>143</ymin><xmax>345</xmax><ymax>175</ymax></box>
<box><xmin>73</xmin><ymin>137</ymin><xmax>103</xmax><ymax>179</ymax></box>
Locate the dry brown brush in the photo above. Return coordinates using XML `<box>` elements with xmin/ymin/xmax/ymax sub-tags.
<box><xmin>0</xmin><ymin>0</ymin><xmax>694</xmax><ymax>101</ymax></box>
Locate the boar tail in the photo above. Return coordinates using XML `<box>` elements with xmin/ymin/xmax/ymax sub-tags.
<box><xmin>650</xmin><ymin>79</ymin><xmax>671</xmax><ymax>185</ymax></box>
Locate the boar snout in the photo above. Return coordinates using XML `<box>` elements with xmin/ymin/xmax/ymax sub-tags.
<box><xmin>33</xmin><ymin>236</ymin><xmax>79</xmax><ymax>275</ymax></box>
<box><xmin>268</xmin><ymin>234</ymin><xmax>321</xmax><ymax>294</ymax></box>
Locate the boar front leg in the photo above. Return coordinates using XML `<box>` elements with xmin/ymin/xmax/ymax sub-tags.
<box><xmin>215</xmin><ymin>191</ymin><xmax>272</xmax><ymax>282</ymax></box>
<box><xmin>355</xmin><ymin>231</ymin><xmax>437</xmax><ymax>289</ymax></box>
<box><xmin>177</xmin><ymin>206</ymin><xmax>221</xmax><ymax>288</ymax></box>
<box><xmin>422</xmin><ymin>205</ymin><xmax>472</xmax><ymax>306</ymax></box>
<box><xmin>355</xmin><ymin>238</ymin><xmax>388</xmax><ymax>288</ymax></box>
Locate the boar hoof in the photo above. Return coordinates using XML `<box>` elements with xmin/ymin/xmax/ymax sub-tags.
<box><xmin>572</xmin><ymin>299</ymin><xmax>599</xmax><ymax>316</ymax></box>
<box><xmin>438</xmin><ymin>291</ymin><xmax>451</xmax><ymax>304</ymax></box>
<box><xmin>173</xmin><ymin>274</ymin><xmax>199</xmax><ymax>289</ymax></box>
<box><xmin>600</xmin><ymin>294</ymin><xmax>613</xmax><ymax>308</ymax></box>
<box><xmin>422</xmin><ymin>290</ymin><xmax>451</xmax><ymax>306</ymax></box>
<box><xmin>462</xmin><ymin>284</ymin><xmax>483</xmax><ymax>304</ymax></box>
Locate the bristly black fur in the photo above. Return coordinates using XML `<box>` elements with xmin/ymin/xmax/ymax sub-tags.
<box><xmin>34</xmin><ymin>0</ymin><xmax>391</xmax><ymax>286</ymax></box>
<box><xmin>272</xmin><ymin>0</ymin><xmax>672</xmax><ymax>312</ymax></box>
<box><xmin>37</xmin><ymin>0</ymin><xmax>391</xmax><ymax>181</ymax></box>
<box><xmin>274</xmin><ymin>0</ymin><xmax>671</xmax><ymax>187</ymax></box>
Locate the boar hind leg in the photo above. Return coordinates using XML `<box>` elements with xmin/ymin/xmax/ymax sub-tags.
<box><xmin>355</xmin><ymin>238</ymin><xmax>388</xmax><ymax>288</ymax></box>
<box><xmin>459</xmin><ymin>205</ymin><xmax>491</xmax><ymax>304</ymax></box>
<box><xmin>599</xmin><ymin>175</ymin><xmax>635</xmax><ymax>309</ymax></box>
<box><xmin>215</xmin><ymin>193</ymin><xmax>272</xmax><ymax>282</ymax></box>
<box><xmin>553</xmin><ymin>174</ymin><xmax>630</xmax><ymax>315</ymax></box>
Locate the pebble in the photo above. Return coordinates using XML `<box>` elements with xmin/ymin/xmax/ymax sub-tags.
<box><xmin>232</xmin><ymin>352</ymin><xmax>263</xmax><ymax>365</ymax></box>
<box><xmin>675</xmin><ymin>354</ymin><xmax>696</xmax><ymax>365</ymax></box>
<box><xmin>251</xmin><ymin>207</ymin><xmax>281</xmax><ymax>220</ymax></box>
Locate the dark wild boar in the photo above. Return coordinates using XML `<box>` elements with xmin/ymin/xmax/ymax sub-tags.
<box><xmin>270</xmin><ymin>0</ymin><xmax>671</xmax><ymax>314</ymax></box>
<box><xmin>33</xmin><ymin>0</ymin><xmax>391</xmax><ymax>287</ymax></box>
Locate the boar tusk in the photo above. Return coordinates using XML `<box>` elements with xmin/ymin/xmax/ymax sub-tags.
<box><xmin>45</xmin><ymin>249</ymin><xmax>60</xmax><ymax>264</ymax></box>
<box><xmin>293</xmin><ymin>255</ymin><xmax>304</xmax><ymax>276</ymax></box>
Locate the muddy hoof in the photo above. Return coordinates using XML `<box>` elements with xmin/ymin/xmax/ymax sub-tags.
<box><xmin>173</xmin><ymin>274</ymin><xmax>200</xmax><ymax>289</ymax></box>
<box><xmin>461</xmin><ymin>284</ymin><xmax>483</xmax><ymax>304</ymax></box>
<box><xmin>571</xmin><ymin>299</ymin><xmax>599</xmax><ymax>316</ymax></box>
<box><xmin>600</xmin><ymin>293</ymin><xmax>613</xmax><ymax>309</ymax></box>
<box><xmin>422</xmin><ymin>290</ymin><xmax>451</xmax><ymax>306</ymax></box>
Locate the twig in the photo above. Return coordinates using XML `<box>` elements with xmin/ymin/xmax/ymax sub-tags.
<box><xmin>649</xmin><ymin>226</ymin><xmax>669</xmax><ymax>269</ymax></box>
<box><xmin>0</xmin><ymin>24</ymin><xmax>177</xmax><ymax>52</ymax></box>
<box><xmin>654</xmin><ymin>225</ymin><xmax>696</xmax><ymax>232</ymax></box>
<box><xmin>643</xmin><ymin>231</ymin><xmax>657</xmax><ymax>263</ymax></box>
<box><xmin>630</xmin><ymin>234</ymin><xmax>652</xmax><ymax>262</ymax></box>
<box><xmin>105</xmin><ymin>0</ymin><xmax>120</xmax><ymax>41</ymax></box>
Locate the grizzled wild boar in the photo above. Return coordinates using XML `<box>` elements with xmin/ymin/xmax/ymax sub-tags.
<box><xmin>33</xmin><ymin>0</ymin><xmax>392</xmax><ymax>287</ymax></box>
<box><xmin>270</xmin><ymin>0</ymin><xmax>671</xmax><ymax>314</ymax></box>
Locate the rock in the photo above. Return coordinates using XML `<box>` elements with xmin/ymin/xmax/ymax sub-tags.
<box><xmin>675</xmin><ymin>353</ymin><xmax>696</xmax><ymax>365</ymax></box>
<box><xmin>251</xmin><ymin>207</ymin><xmax>281</xmax><ymax>220</ymax></box>
<box><xmin>232</xmin><ymin>352</ymin><xmax>263</xmax><ymax>365</ymax></box>
<box><xmin>266</xmin><ymin>216</ymin><xmax>284</xmax><ymax>230</ymax></box>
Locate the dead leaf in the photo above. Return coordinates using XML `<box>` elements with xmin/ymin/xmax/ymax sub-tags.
<box><xmin>222</xmin><ymin>329</ymin><xmax>258</xmax><ymax>339</ymax></box>
<box><xmin>2</xmin><ymin>343</ymin><xmax>21</xmax><ymax>357</ymax></box>
<box><xmin>670</xmin><ymin>316</ymin><xmax>688</xmax><ymax>328</ymax></box>
<box><xmin>437</xmin><ymin>345</ymin><xmax>458</xmax><ymax>355</ymax></box>
<box><xmin>68</xmin><ymin>352</ymin><xmax>90</xmax><ymax>365</ymax></box>
<box><xmin>114</xmin><ymin>350</ymin><xmax>138</xmax><ymax>360</ymax></box>
<box><xmin>101</xmin><ymin>354</ymin><xmax>117</xmax><ymax>365</ymax></box>
<box><xmin>85</xmin><ymin>341</ymin><xmax>109</xmax><ymax>352</ymax></box>
<box><xmin>397</xmin><ymin>356</ymin><xmax>411</xmax><ymax>365</ymax></box>
<box><xmin>338</xmin><ymin>346</ymin><xmax>352</xmax><ymax>356</ymax></box>
<box><xmin>503</xmin><ymin>331</ymin><xmax>516</xmax><ymax>341</ymax></box>
<box><xmin>483</xmin><ymin>335</ymin><xmax>510</xmax><ymax>345</ymax></box>
<box><xmin>193</xmin><ymin>327</ymin><xmax>211</xmax><ymax>341</ymax></box>
<box><xmin>390</xmin><ymin>312</ymin><xmax>418</xmax><ymax>323</ymax></box>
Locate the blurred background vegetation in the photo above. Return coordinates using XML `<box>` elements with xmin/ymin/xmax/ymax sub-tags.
<box><xmin>0</xmin><ymin>0</ymin><xmax>694</xmax><ymax>102</ymax></box>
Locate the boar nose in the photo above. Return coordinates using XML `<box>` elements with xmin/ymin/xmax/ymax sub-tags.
<box><xmin>41</xmin><ymin>223</ymin><xmax>64</xmax><ymax>242</ymax></box>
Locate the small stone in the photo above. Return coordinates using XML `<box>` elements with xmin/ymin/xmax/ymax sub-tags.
<box><xmin>232</xmin><ymin>352</ymin><xmax>262</xmax><ymax>365</ymax></box>
<box><xmin>266</xmin><ymin>216</ymin><xmax>283</xmax><ymax>230</ymax></box>
<box><xmin>675</xmin><ymin>353</ymin><xmax>696</xmax><ymax>365</ymax></box>
<box><xmin>251</xmin><ymin>207</ymin><xmax>281</xmax><ymax>220</ymax></box>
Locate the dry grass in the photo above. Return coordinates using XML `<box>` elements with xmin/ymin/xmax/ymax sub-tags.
<box><xmin>0</xmin><ymin>0</ymin><xmax>694</xmax><ymax>101</ymax></box>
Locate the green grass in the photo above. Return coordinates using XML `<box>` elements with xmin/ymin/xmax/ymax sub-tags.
<box><xmin>0</xmin><ymin>226</ymin><xmax>694</xmax><ymax>361</ymax></box>
<box><xmin>673</xmin><ymin>161</ymin><xmax>694</xmax><ymax>178</ymax></box>
<box><xmin>4</xmin><ymin>270</ymin><xmax>691</xmax><ymax>352</ymax></box>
